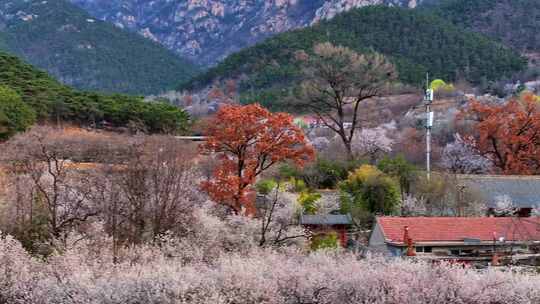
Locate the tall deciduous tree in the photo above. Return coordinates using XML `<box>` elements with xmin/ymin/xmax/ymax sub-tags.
<box><xmin>461</xmin><ymin>93</ymin><xmax>540</xmax><ymax>174</ymax></box>
<box><xmin>2</xmin><ymin>127</ymin><xmax>100</xmax><ymax>245</ymax></box>
<box><xmin>200</xmin><ymin>104</ymin><xmax>314</xmax><ymax>214</ymax></box>
<box><xmin>295</xmin><ymin>42</ymin><xmax>397</xmax><ymax>159</ymax></box>
<box><xmin>104</xmin><ymin>136</ymin><xmax>201</xmax><ymax>245</ymax></box>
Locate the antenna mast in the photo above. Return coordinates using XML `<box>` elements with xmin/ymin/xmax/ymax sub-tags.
<box><xmin>424</xmin><ymin>73</ymin><xmax>434</xmax><ymax>181</ymax></box>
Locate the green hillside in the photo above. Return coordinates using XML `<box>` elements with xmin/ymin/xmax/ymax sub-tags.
<box><xmin>0</xmin><ymin>51</ymin><xmax>189</xmax><ymax>135</ymax></box>
<box><xmin>0</xmin><ymin>0</ymin><xmax>198</xmax><ymax>95</ymax></box>
<box><xmin>180</xmin><ymin>5</ymin><xmax>525</xmax><ymax>108</ymax></box>
<box><xmin>423</xmin><ymin>0</ymin><xmax>540</xmax><ymax>53</ymax></box>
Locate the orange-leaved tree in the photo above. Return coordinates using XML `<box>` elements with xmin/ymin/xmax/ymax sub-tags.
<box><xmin>200</xmin><ymin>104</ymin><xmax>314</xmax><ymax>214</ymax></box>
<box><xmin>461</xmin><ymin>93</ymin><xmax>540</xmax><ymax>174</ymax></box>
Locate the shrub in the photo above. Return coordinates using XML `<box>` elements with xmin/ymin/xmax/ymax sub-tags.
<box><xmin>256</xmin><ymin>179</ymin><xmax>278</xmax><ymax>195</ymax></box>
<box><xmin>340</xmin><ymin>165</ymin><xmax>400</xmax><ymax>215</ymax></box>
<box><xmin>280</xmin><ymin>158</ymin><xmax>362</xmax><ymax>190</ymax></box>
<box><xmin>310</xmin><ymin>232</ymin><xmax>339</xmax><ymax>251</ymax></box>
<box><xmin>297</xmin><ymin>191</ymin><xmax>322</xmax><ymax>214</ymax></box>
<box><xmin>377</xmin><ymin>155</ymin><xmax>416</xmax><ymax>198</ymax></box>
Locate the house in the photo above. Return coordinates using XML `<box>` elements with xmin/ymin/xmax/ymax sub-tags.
<box><xmin>300</xmin><ymin>214</ymin><xmax>352</xmax><ymax>248</ymax></box>
<box><xmin>458</xmin><ymin>175</ymin><xmax>540</xmax><ymax>217</ymax></box>
<box><xmin>369</xmin><ymin>217</ymin><xmax>540</xmax><ymax>262</ymax></box>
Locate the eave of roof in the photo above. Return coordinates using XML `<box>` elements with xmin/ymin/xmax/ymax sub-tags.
<box><xmin>300</xmin><ymin>214</ymin><xmax>352</xmax><ymax>226</ymax></box>
<box><xmin>457</xmin><ymin>174</ymin><xmax>540</xmax><ymax>208</ymax></box>
<box><xmin>376</xmin><ymin>216</ymin><xmax>540</xmax><ymax>243</ymax></box>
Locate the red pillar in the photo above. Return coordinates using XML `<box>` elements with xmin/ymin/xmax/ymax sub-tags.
<box><xmin>338</xmin><ymin>227</ymin><xmax>347</xmax><ymax>248</ymax></box>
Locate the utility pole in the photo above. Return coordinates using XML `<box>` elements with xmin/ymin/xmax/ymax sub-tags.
<box><xmin>424</xmin><ymin>73</ymin><xmax>434</xmax><ymax>181</ymax></box>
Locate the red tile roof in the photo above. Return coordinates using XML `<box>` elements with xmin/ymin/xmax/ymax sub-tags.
<box><xmin>377</xmin><ymin>217</ymin><xmax>540</xmax><ymax>244</ymax></box>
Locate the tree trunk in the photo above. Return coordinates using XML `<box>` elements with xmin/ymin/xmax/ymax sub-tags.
<box><xmin>344</xmin><ymin>140</ymin><xmax>354</xmax><ymax>161</ymax></box>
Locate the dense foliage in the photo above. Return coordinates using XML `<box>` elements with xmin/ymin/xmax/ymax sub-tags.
<box><xmin>280</xmin><ymin>158</ymin><xmax>362</xmax><ymax>190</ymax></box>
<box><xmin>181</xmin><ymin>6</ymin><xmax>525</xmax><ymax>110</ymax></box>
<box><xmin>377</xmin><ymin>155</ymin><xmax>416</xmax><ymax>198</ymax></box>
<box><xmin>0</xmin><ymin>51</ymin><xmax>190</xmax><ymax>134</ymax></box>
<box><xmin>424</xmin><ymin>0</ymin><xmax>540</xmax><ymax>52</ymax></box>
<box><xmin>461</xmin><ymin>93</ymin><xmax>540</xmax><ymax>175</ymax></box>
<box><xmin>0</xmin><ymin>86</ymin><xmax>35</xmax><ymax>140</ymax></box>
<box><xmin>340</xmin><ymin>165</ymin><xmax>401</xmax><ymax>215</ymax></box>
<box><xmin>0</xmin><ymin>0</ymin><xmax>198</xmax><ymax>94</ymax></box>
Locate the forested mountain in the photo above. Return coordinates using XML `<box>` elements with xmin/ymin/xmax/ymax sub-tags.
<box><xmin>69</xmin><ymin>0</ymin><xmax>427</xmax><ymax>66</ymax></box>
<box><xmin>180</xmin><ymin>6</ymin><xmax>525</xmax><ymax>109</ymax></box>
<box><xmin>0</xmin><ymin>51</ymin><xmax>189</xmax><ymax>135</ymax></box>
<box><xmin>0</xmin><ymin>0</ymin><xmax>198</xmax><ymax>95</ymax></box>
<box><xmin>423</xmin><ymin>0</ymin><xmax>540</xmax><ymax>54</ymax></box>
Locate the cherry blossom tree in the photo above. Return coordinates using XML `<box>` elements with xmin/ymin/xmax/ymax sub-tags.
<box><xmin>1</xmin><ymin>232</ymin><xmax>540</xmax><ymax>304</ymax></box>
<box><xmin>351</xmin><ymin>124</ymin><xmax>395</xmax><ymax>163</ymax></box>
<box><xmin>101</xmin><ymin>135</ymin><xmax>202</xmax><ymax>245</ymax></box>
<box><xmin>255</xmin><ymin>185</ymin><xmax>306</xmax><ymax>247</ymax></box>
<box><xmin>2</xmin><ymin>128</ymin><xmax>100</xmax><ymax>245</ymax></box>
<box><xmin>440</xmin><ymin>133</ymin><xmax>492</xmax><ymax>174</ymax></box>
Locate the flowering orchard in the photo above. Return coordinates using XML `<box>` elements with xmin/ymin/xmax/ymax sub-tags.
<box><xmin>1</xmin><ymin>231</ymin><xmax>540</xmax><ymax>304</ymax></box>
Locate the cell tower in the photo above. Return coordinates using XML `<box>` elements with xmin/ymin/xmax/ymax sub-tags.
<box><xmin>424</xmin><ymin>73</ymin><xmax>434</xmax><ymax>180</ymax></box>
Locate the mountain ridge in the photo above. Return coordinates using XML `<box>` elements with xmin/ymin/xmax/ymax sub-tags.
<box><xmin>178</xmin><ymin>6</ymin><xmax>525</xmax><ymax>111</ymax></box>
<box><xmin>424</xmin><ymin>0</ymin><xmax>540</xmax><ymax>54</ymax></box>
<box><xmin>0</xmin><ymin>0</ymin><xmax>198</xmax><ymax>95</ymax></box>
<box><xmin>69</xmin><ymin>0</ymin><xmax>427</xmax><ymax>66</ymax></box>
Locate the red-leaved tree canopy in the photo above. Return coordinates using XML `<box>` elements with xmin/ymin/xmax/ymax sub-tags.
<box><xmin>200</xmin><ymin>104</ymin><xmax>314</xmax><ymax>214</ymax></box>
<box><xmin>461</xmin><ymin>93</ymin><xmax>540</xmax><ymax>175</ymax></box>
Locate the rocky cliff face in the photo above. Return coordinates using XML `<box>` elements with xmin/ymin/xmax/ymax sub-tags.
<box><xmin>313</xmin><ymin>0</ymin><xmax>418</xmax><ymax>23</ymax></box>
<box><xmin>70</xmin><ymin>0</ymin><xmax>424</xmax><ymax>66</ymax></box>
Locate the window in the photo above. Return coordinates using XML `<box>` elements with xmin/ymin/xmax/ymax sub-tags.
<box><xmin>415</xmin><ymin>246</ymin><xmax>433</xmax><ymax>253</ymax></box>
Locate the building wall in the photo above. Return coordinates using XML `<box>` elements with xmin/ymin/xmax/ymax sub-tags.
<box><xmin>368</xmin><ymin>222</ymin><xmax>393</xmax><ymax>255</ymax></box>
<box><xmin>306</xmin><ymin>226</ymin><xmax>349</xmax><ymax>248</ymax></box>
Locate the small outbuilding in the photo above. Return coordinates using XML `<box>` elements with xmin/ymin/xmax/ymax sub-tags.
<box><xmin>300</xmin><ymin>214</ymin><xmax>352</xmax><ymax>248</ymax></box>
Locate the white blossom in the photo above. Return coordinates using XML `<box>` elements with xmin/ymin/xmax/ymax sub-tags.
<box><xmin>351</xmin><ymin>124</ymin><xmax>394</xmax><ymax>162</ymax></box>
<box><xmin>310</xmin><ymin>136</ymin><xmax>331</xmax><ymax>151</ymax></box>
<box><xmin>1</xmin><ymin>232</ymin><xmax>540</xmax><ymax>304</ymax></box>
<box><xmin>492</xmin><ymin>194</ymin><xmax>518</xmax><ymax>216</ymax></box>
<box><xmin>401</xmin><ymin>194</ymin><xmax>427</xmax><ymax>216</ymax></box>
<box><xmin>441</xmin><ymin>134</ymin><xmax>492</xmax><ymax>174</ymax></box>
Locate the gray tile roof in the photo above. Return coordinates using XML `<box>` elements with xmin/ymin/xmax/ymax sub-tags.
<box><xmin>300</xmin><ymin>214</ymin><xmax>352</xmax><ymax>226</ymax></box>
<box><xmin>458</xmin><ymin>175</ymin><xmax>540</xmax><ymax>208</ymax></box>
